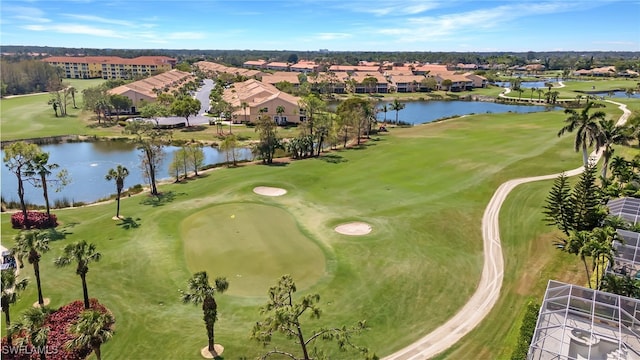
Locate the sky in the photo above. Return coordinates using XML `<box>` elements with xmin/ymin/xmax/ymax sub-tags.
<box><xmin>1</xmin><ymin>0</ymin><xmax>639</xmax><ymax>52</ymax></box>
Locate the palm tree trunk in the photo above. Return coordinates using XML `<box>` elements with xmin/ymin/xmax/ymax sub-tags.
<box><xmin>80</xmin><ymin>273</ymin><xmax>90</xmax><ymax>309</ymax></box>
<box><xmin>41</xmin><ymin>174</ymin><xmax>51</xmax><ymax>218</ymax></box>
<box><xmin>116</xmin><ymin>190</ymin><xmax>121</xmax><ymax>218</ymax></box>
<box><xmin>4</xmin><ymin>308</ymin><xmax>12</xmax><ymax>347</ymax></box>
<box><xmin>34</xmin><ymin>260</ymin><xmax>44</xmax><ymax>306</ymax></box>
<box><xmin>94</xmin><ymin>345</ymin><xmax>102</xmax><ymax>360</ymax></box>
<box><xmin>582</xmin><ymin>143</ymin><xmax>589</xmax><ymax>166</ymax></box>
<box><xmin>582</xmin><ymin>257</ymin><xmax>592</xmax><ymax>288</ymax></box>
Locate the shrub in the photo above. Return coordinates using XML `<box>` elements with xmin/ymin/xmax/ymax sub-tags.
<box><xmin>10</xmin><ymin>211</ymin><xmax>58</xmax><ymax>229</ymax></box>
<box><xmin>1</xmin><ymin>299</ymin><xmax>112</xmax><ymax>360</ymax></box>
<box><xmin>511</xmin><ymin>301</ymin><xmax>541</xmax><ymax>360</ymax></box>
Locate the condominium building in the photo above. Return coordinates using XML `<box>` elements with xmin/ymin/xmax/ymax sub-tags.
<box><xmin>42</xmin><ymin>56</ymin><xmax>176</xmax><ymax>79</ymax></box>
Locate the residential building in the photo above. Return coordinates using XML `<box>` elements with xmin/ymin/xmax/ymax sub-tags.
<box><xmin>389</xmin><ymin>74</ymin><xmax>428</xmax><ymax>93</ymax></box>
<box><xmin>350</xmin><ymin>72</ymin><xmax>389</xmax><ymax>93</ymax></box>
<box><xmin>221</xmin><ymin>79</ymin><xmax>302</xmax><ymax>124</ymax></box>
<box><xmin>194</xmin><ymin>61</ymin><xmax>262</xmax><ymax>79</ymax></box>
<box><xmin>42</xmin><ymin>56</ymin><xmax>176</xmax><ymax>79</ymax></box>
<box><xmin>328</xmin><ymin>65</ymin><xmax>381</xmax><ymax>73</ymax></box>
<box><xmin>243</xmin><ymin>59</ymin><xmax>268</xmax><ymax>69</ymax></box>
<box><xmin>107</xmin><ymin>69</ymin><xmax>195</xmax><ymax>110</ymax></box>
<box><xmin>463</xmin><ymin>72</ymin><xmax>488</xmax><ymax>88</ymax></box>
<box><xmin>290</xmin><ymin>60</ymin><xmax>320</xmax><ymax>73</ymax></box>
<box><xmin>528</xmin><ymin>280</ymin><xmax>640</xmax><ymax>360</ymax></box>
<box><xmin>261</xmin><ymin>71</ymin><xmax>301</xmax><ymax>88</ymax></box>
<box><xmin>265</xmin><ymin>62</ymin><xmax>290</xmax><ymax>71</ymax></box>
<box><xmin>433</xmin><ymin>73</ymin><xmax>474</xmax><ymax>91</ymax></box>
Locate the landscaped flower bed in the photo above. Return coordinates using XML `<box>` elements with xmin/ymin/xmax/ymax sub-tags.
<box><xmin>10</xmin><ymin>211</ymin><xmax>58</xmax><ymax>229</ymax></box>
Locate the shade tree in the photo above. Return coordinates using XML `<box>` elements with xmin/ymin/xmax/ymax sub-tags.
<box><xmin>251</xmin><ymin>275</ymin><xmax>375</xmax><ymax>360</ymax></box>
<box><xmin>3</xmin><ymin>141</ymin><xmax>43</xmax><ymax>229</ymax></box>
<box><xmin>124</xmin><ymin>120</ymin><xmax>170</xmax><ymax>196</ymax></box>
<box><xmin>25</xmin><ymin>152</ymin><xmax>70</xmax><ymax>219</ymax></box>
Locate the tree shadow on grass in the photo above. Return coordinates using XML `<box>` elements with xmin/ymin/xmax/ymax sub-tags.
<box><xmin>263</xmin><ymin>161</ymin><xmax>289</xmax><ymax>167</ymax></box>
<box><xmin>317</xmin><ymin>154</ymin><xmax>348</xmax><ymax>164</ymax></box>
<box><xmin>181</xmin><ymin>125</ymin><xmax>207</xmax><ymax>132</ymax></box>
<box><xmin>139</xmin><ymin>191</ymin><xmax>182</xmax><ymax>207</ymax></box>
<box><xmin>44</xmin><ymin>227</ymin><xmax>71</xmax><ymax>241</ymax></box>
<box><xmin>117</xmin><ymin>217</ymin><xmax>141</xmax><ymax>230</ymax></box>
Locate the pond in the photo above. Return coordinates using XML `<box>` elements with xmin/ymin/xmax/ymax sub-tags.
<box><xmin>591</xmin><ymin>90</ymin><xmax>640</xmax><ymax>99</ymax></box>
<box><xmin>492</xmin><ymin>80</ymin><xmax>556</xmax><ymax>89</ymax></box>
<box><xmin>1</xmin><ymin>141</ymin><xmax>253</xmax><ymax>206</ymax></box>
<box><xmin>376</xmin><ymin>100</ymin><xmax>556</xmax><ymax>124</ymax></box>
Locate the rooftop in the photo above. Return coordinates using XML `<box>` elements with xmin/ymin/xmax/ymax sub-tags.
<box><xmin>528</xmin><ymin>280</ymin><xmax>640</xmax><ymax>360</ymax></box>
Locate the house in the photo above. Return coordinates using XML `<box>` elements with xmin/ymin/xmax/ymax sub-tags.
<box><xmin>350</xmin><ymin>72</ymin><xmax>388</xmax><ymax>93</ymax></box>
<box><xmin>308</xmin><ymin>71</ymin><xmax>348</xmax><ymax>94</ymax></box>
<box><xmin>463</xmin><ymin>72</ymin><xmax>488</xmax><ymax>88</ymax></box>
<box><xmin>290</xmin><ymin>60</ymin><xmax>319</xmax><ymax>73</ymax></box>
<box><xmin>528</xmin><ymin>280</ymin><xmax>640</xmax><ymax>359</ymax></box>
<box><xmin>221</xmin><ymin>79</ymin><xmax>302</xmax><ymax>124</ymax></box>
<box><xmin>265</xmin><ymin>62</ymin><xmax>290</xmax><ymax>71</ymax></box>
<box><xmin>413</xmin><ymin>64</ymin><xmax>450</xmax><ymax>75</ymax></box>
<box><xmin>389</xmin><ymin>74</ymin><xmax>427</xmax><ymax>93</ymax></box>
<box><xmin>42</xmin><ymin>55</ymin><xmax>176</xmax><ymax>79</ymax></box>
<box><xmin>328</xmin><ymin>65</ymin><xmax>381</xmax><ymax>73</ymax></box>
<box><xmin>433</xmin><ymin>73</ymin><xmax>474</xmax><ymax>91</ymax></box>
<box><xmin>243</xmin><ymin>60</ymin><xmax>268</xmax><ymax>69</ymax></box>
<box><xmin>260</xmin><ymin>71</ymin><xmax>301</xmax><ymax>88</ymax></box>
<box><xmin>194</xmin><ymin>61</ymin><xmax>262</xmax><ymax>80</ymax></box>
<box><xmin>107</xmin><ymin>69</ymin><xmax>195</xmax><ymax>109</ymax></box>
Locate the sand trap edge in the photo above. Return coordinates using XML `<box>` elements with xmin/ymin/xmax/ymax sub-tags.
<box><xmin>334</xmin><ymin>222</ymin><xmax>372</xmax><ymax>236</ymax></box>
<box><xmin>253</xmin><ymin>186</ymin><xmax>287</xmax><ymax>196</ymax></box>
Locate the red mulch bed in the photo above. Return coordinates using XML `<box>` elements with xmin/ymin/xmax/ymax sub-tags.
<box><xmin>1</xmin><ymin>299</ymin><xmax>112</xmax><ymax>360</ymax></box>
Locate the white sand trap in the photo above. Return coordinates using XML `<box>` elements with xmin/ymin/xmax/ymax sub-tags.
<box><xmin>334</xmin><ymin>222</ymin><xmax>372</xmax><ymax>235</ymax></box>
<box><xmin>253</xmin><ymin>186</ymin><xmax>287</xmax><ymax>196</ymax></box>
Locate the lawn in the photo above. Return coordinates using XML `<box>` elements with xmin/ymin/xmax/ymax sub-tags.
<box><xmin>2</xmin><ymin>104</ymin><xmax>613</xmax><ymax>359</ymax></box>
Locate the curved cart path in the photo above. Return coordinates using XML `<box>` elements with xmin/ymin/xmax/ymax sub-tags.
<box><xmin>383</xmin><ymin>100</ymin><xmax>630</xmax><ymax>360</ymax></box>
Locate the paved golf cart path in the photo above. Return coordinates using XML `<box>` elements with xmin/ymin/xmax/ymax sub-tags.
<box><xmin>383</xmin><ymin>99</ymin><xmax>630</xmax><ymax>360</ymax></box>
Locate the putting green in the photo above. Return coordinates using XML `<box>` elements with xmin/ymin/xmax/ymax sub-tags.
<box><xmin>181</xmin><ymin>203</ymin><xmax>327</xmax><ymax>297</ymax></box>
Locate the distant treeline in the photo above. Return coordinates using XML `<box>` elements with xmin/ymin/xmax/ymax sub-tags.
<box><xmin>0</xmin><ymin>59</ymin><xmax>60</xmax><ymax>96</ymax></box>
<box><xmin>2</xmin><ymin>45</ymin><xmax>639</xmax><ymax>71</ymax></box>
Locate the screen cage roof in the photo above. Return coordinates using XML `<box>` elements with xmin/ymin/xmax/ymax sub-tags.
<box><xmin>528</xmin><ymin>280</ymin><xmax>640</xmax><ymax>360</ymax></box>
<box><xmin>608</xmin><ymin>197</ymin><xmax>640</xmax><ymax>226</ymax></box>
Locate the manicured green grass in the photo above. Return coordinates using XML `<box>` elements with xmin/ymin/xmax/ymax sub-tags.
<box><xmin>181</xmin><ymin>203</ymin><xmax>327</xmax><ymax>297</ymax></box>
<box><xmin>2</xmin><ymin>106</ymin><xmax>603</xmax><ymax>359</ymax></box>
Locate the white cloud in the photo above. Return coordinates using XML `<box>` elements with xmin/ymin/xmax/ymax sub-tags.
<box><xmin>62</xmin><ymin>14</ymin><xmax>136</xmax><ymax>27</ymax></box>
<box><xmin>315</xmin><ymin>32</ymin><xmax>352</xmax><ymax>40</ymax></box>
<box><xmin>3</xmin><ymin>6</ymin><xmax>51</xmax><ymax>23</ymax></box>
<box><xmin>340</xmin><ymin>0</ymin><xmax>442</xmax><ymax>16</ymax></box>
<box><xmin>21</xmin><ymin>24</ymin><xmax>126</xmax><ymax>38</ymax></box>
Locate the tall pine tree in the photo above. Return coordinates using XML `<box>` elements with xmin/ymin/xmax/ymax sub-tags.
<box><xmin>572</xmin><ymin>163</ymin><xmax>605</xmax><ymax>231</ymax></box>
<box><xmin>543</xmin><ymin>172</ymin><xmax>575</xmax><ymax>236</ymax></box>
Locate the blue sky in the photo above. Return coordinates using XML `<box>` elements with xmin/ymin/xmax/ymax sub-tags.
<box><xmin>1</xmin><ymin>0</ymin><xmax>639</xmax><ymax>52</ymax></box>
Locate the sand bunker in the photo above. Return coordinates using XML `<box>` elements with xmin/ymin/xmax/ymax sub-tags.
<box><xmin>334</xmin><ymin>222</ymin><xmax>372</xmax><ymax>235</ymax></box>
<box><xmin>253</xmin><ymin>186</ymin><xmax>287</xmax><ymax>196</ymax></box>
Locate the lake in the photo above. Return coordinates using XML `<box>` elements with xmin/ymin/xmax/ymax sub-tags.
<box><xmin>376</xmin><ymin>100</ymin><xmax>555</xmax><ymax>124</ymax></box>
<box><xmin>1</xmin><ymin>141</ymin><xmax>253</xmax><ymax>206</ymax></box>
<box><xmin>2</xmin><ymin>100</ymin><xmax>556</xmax><ymax>206</ymax></box>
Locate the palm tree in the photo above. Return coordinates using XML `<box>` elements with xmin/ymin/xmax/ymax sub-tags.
<box><xmin>69</xmin><ymin>86</ymin><xmax>77</xmax><ymax>109</ymax></box>
<box><xmin>536</xmin><ymin>88</ymin><xmax>544</xmax><ymax>102</ymax></box>
<box><xmin>276</xmin><ymin>105</ymin><xmax>285</xmax><ymax>125</ymax></box>
<box><xmin>588</xmin><ymin>227</ymin><xmax>616</xmax><ymax>289</ymax></box>
<box><xmin>598</xmin><ymin>119</ymin><xmax>631</xmax><ymax>178</ymax></box>
<box><xmin>1</xmin><ymin>269</ymin><xmax>29</xmax><ymax>346</ymax></box>
<box><xmin>241</xmin><ymin>101</ymin><xmax>248</xmax><ymax>123</ymax></box>
<box><xmin>555</xmin><ymin>230</ymin><xmax>593</xmax><ymax>288</ymax></box>
<box><xmin>557</xmin><ymin>101</ymin><xmax>606</xmax><ymax>166</ymax></box>
<box><xmin>24</xmin><ymin>152</ymin><xmax>63</xmax><ymax>219</ymax></box>
<box><xmin>530</xmin><ymin>87</ymin><xmax>536</xmax><ymax>101</ymax></box>
<box><xmin>54</xmin><ymin>241</ymin><xmax>102</xmax><ymax>309</ymax></box>
<box><xmin>609</xmin><ymin>155</ymin><xmax>631</xmax><ymax>184</ymax></box>
<box><xmin>67</xmin><ymin>309</ymin><xmax>115</xmax><ymax>360</ymax></box>
<box><xmin>13</xmin><ymin>230</ymin><xmax>50</xmax><ymax>307</ymax></box>
<box><xmin>600</xmin><ymin>274</ymin><xmax>640</xmax><ymax>298</ymax></box>
<box><xmin>180</xmin><ymin>271</ymin><xmax>229</xmax><ymax>355</ymax></box>
<box><xmin>380</xmin><ymin>104</ymin><xmax>388</xmax><ymax>123</ymax></box>
<box><xmin>11</xmin><ymin>307</ymin><xmax>50</xmax><ymax>360</ymax></box>
<box><xmin>390</xmin><ymin>99</ymin><xmax>405</xmax><ymax>124</ymax></box>
<box><xmin>105</xmin><ymin>165</ymin><xmax>129</xmax><ymax>219</ymax></box>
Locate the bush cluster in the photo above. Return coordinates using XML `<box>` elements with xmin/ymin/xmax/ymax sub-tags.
<box><xmin>1</xmin><ymin>299</ymin><xmax>112</xmax><ymax>360</ymax></box>
<box><xmin>10</xmin><ymin>211</ymin><xmax>58</xmax><ymax>229</ymax></box>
